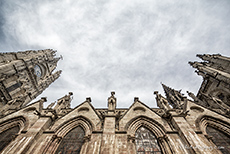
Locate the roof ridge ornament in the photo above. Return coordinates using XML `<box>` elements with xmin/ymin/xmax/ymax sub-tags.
<box><xmin>108</xmin><ymin>91</ymin><xmax>116</xmax><ymax>111</ymax></box>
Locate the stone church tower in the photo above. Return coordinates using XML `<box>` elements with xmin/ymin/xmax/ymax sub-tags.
<box><xmin>0</xmin><ymin>49</ymin><xmax>62</xmax><ymax>116</ymax></box>
<box><xmin>0</xmin><ymin>50</ymin><xmax>230</xmax><ymax>154</ymax></box>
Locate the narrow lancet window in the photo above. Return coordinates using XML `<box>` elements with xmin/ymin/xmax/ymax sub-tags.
<box><xmin>0</xmin><ymin>126</ymin><xmax>20</xmax><ymax>152</ymax></box>
<box><xmin>135</xmin><ymin>126</ymin><xmax>162</xmax><ymax>154</ymax></box>
<box><xmin>206</xmin><ymin>126</ymin><xmax>230</xmax><ymax>154</ymax></box>
<box><xmin>55</xmin><ymin>126</ymin><xmax>85</xmax><ymax>154</ymax></box>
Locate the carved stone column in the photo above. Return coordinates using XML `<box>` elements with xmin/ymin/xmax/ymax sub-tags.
<box><xmin>127</xmin><ymin>135</ymin><xmax>136</xmax><ymax>154</ymax></box>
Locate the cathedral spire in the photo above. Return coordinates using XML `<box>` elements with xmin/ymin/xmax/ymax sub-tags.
<box><xmin>154</xmin><ymin>91</ymin><xmax>171</xmax><ymax>110</ymax></box>
<box><xmin>161</xmin><ymin>83</ymin><xmax>186</xmax><ymax>109</ymax></box>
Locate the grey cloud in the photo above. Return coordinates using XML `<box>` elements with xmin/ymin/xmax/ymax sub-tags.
<box><xmin>0</xmin><ymin>0</ymin><xmax>230</xmax><ymax>108</ymax></box>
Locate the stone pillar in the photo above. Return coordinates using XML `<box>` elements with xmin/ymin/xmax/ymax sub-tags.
<box><xmin>42</xmin><ymin>135</ymin><xmax>62</xmax><ymax>154</ymax></box>
<box><xmin>171</xmin><ymin>116</ymin><xmax>214</xmax><ymax>154</ymax></box>
<box><xmin>85</xmin><ymin>134</ymin><xmax>102</xmax><ymax>154</ymax></box>
<box><xmin>127</xmin><ymin>135</ymin><xmax>136</xmax><ymax>154</ymax></box>
<box><xmin>101</xmin><ymin>114</ymin><xmax>116</xmax><ymax>154</ymax></box>
<box><xmin>100</xmin><ymin>92</ymin><xmax>117</xmax><ymax>153</ymax></box>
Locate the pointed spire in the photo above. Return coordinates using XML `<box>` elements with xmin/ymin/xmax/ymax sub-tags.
<box><xmin>47</xmin><ymin>56</ymin><xmax>62</xmax><ymax>74</ymax></box>
<box><xmin>196</xmin><ymin>54</ymin><xmax>230</xmax><ymax>63</ymax></box>
<box><xmin>154</xmin><ymin>91</ymin><xmax>171</xmax><ymax>110</ymax></box>
<box><xmin>161</xmin><ymin>83</ymin><xmax>186</xmax><ymax>109</ymax></box>
<box><xmin>186</xmin><ymin>91</ymin><xmax>199</xmax><ymax>102</ymax></box>
<box><xmin>190</xmin><ymin>60</ymin><xmax>230</xmax><ymax>84</ymax></box>
<box><xmin>52</xmin><ymin>70</ymin><xmax>62</xmax><ymax>81</ymax></box>
<box><xmin>196</xmin><ymin>54</ymin><xmax>215</xmax><ymax>62</ymax></box>
<box><xmin>189</xmin><ymin>61</ymin><xmax>219</xmax><ymax>77</ymax></box>
<box><xmin>188</xmin><ymin>61</ymin><xmax>206</xmax><ymax>69</ymax></box>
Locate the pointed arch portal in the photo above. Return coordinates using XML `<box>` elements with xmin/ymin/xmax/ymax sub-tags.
<box><xmin>135</xmin><ymin>126</ymin><xmax>162</xmax><ymax>154</ymax></box>
<box><xmin>55</xmin><ymin>126</ymin><xmax>85</xmax><ymax>154</ymax></box>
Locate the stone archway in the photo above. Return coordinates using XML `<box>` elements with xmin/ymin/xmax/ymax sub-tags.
<box><xmin>55</xmin><ymin>126</ymin><xmax>85</xmax><ymax>154</ymax></box>
<box><xmin>43</xmin><ymin>116</ymin><xmax>94</xmax><ymax>154</ymax></box>
<box><xmin>206</xmin><ymin>125</ymin><xmax>230</xmax><ymax>154</ymax></box>
<box><xmin>0</xmin><ymin>116</ymin><xmax>27</xmax><ymax>153</ymax></box>
<box><xmin>135</xmin><ymin>126</ymin><xmax>162</xmax><ymax>154</ymax></box>
<box><xmin>197</xmin><ymin>115</ymin><xmax>230</xmax><ymax>154</ymax></box>
<box><xmin>125</xmin><ymin>116</ymin><xmax>172</xmax><ymax>154</ymax></box>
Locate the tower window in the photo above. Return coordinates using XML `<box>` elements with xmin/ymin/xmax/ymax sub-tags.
<box><xmin>6</xmin><ymin>82</ymin><xmax>22</xmax><ymax>93</ymax></box>
<box><xmin>135</xmin><ymin>126</ymin><xmax>162</xmax><ymax>154</ymax></box>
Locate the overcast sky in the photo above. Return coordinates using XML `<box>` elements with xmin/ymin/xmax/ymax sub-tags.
<box><xmin>0</xmin><ymin>0</ymin><xmax>230</xmax><ymax>108</ymax></box>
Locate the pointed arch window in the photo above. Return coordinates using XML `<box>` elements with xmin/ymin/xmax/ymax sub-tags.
<box><xmin>135</xmin><ymin>126</ymin><xmax>162</xmax><ymax>154</ymax></box>
<box><xmin>0</xmin><ymin>126</ymin><xmax>20</xmax><ymax>152</ymax></box>
<box><xmin>55</xmin><ymin>126</ymin><xmax>85</xmax><ymax>154</ymax></box>
<box><xmin>206</xmin><ymin>126</ymin><xmax>230</xmax><ymax>154</ymax></box>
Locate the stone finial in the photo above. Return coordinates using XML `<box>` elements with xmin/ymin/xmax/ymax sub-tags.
<box><xmin>188</xmin><ymin>61</ymin><xmax>197</xmax><ymax>68</ymax></box>
<box><xmin>111</xmin><ymin>91</ymin><xmax>115</xmax><ymax>97</ymax></box>
<box><xmin>108</xmin><ymin>91</ymin><xmax>116</xmax><ymax>111</ymax></box>
<box><xmin>187</xmin><ymin>91</ymin><xmax>198</xmax><ymax>101</ymax></box>
<box><xmin>86</xmin><ymin>97</ymin><xmax>91</xmax><ymax>102</ymax></box>
<box><xmin>41</xmin><ymin>97</ymin><xmax>47</xmax><ymax>102</ymax></box>
<box><xmin>134</xmin><ymin>97</ymin><xmax>139</xmax><ymax>102</ymax></box>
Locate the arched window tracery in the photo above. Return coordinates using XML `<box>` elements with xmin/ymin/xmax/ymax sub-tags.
<box><xmin>135</xmin><ymin>126</ymin><xmax>162</xmax><ymax>154</ymax></box>
<box><xmin>0</xmin><ymin>126</ymin><xmax>20</xmax><ymax>152</ymax></box>
<box><xmin>55</xmin><ymin>126</ymin><xmax>85</xmax><ymax>154</ymax></box>
<box><xmin>206</xmin><ymin>126</ymin><xmax>230</xmax><ymax>154</ymax></box>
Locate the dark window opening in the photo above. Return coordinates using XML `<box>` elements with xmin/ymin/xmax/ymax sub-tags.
<box><xmin>0</xmin><ymin>90</ymin><xmax>7</xmax><ymax>105</ymax></box>
<box><xmin>0</xmin><ymin>126</ymin><xmax>20</xmax><ymax>152</ymax></box>
<box><xmin>6</xmin><ymin>82</ymin><xmax>22</xmax><ymax>93</ymax></box>
<box><xmin>135</xmin><ymin>126</ymin><xmax>162</xmax><ymax>154</ymax></box>
<box><xmin>206</xmin><ymin>126</ymin><xmax>230</xmax><ymax>154</ymax></box>
<box><xmin>55</xmin><ymin>126</ymin><xmax>85</xmax><ymax>154</ymax></box>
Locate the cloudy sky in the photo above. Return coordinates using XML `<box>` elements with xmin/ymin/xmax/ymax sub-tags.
<box><xmin>0</xmin><ymin>0</ymin><xmax>229</xmax><ymax>108</ymax></box>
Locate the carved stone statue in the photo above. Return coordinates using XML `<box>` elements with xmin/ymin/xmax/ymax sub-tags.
<box><xmin>108</xmin><ymin>91</ymin><xmax>116</xmax><ymax>111</ymax></box>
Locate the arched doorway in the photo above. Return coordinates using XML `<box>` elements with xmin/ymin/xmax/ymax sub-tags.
<box><xmin>55</xmin><ymin>126</ymin><xmax>85</xmax><ymax>154</ymax></box>
<box><xmin>206</xmin><ymin>126</ymin><xmax>230</xmax><ymax>154</ymax></box>
<box><xmin>0</xmin><ymin>126</ymin><xmax>20</xmax><ymax>152</ymax></box>
<box><xmin>135</xmin><ymin>126</ymin><xmax>162</xmax><ymax>154</ymax></box>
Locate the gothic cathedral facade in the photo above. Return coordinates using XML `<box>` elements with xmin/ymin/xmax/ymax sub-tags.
<box><xmin>0</xmin><ymin>50</ymin><xmax>230</xmax><ymax>154</ymax></box>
